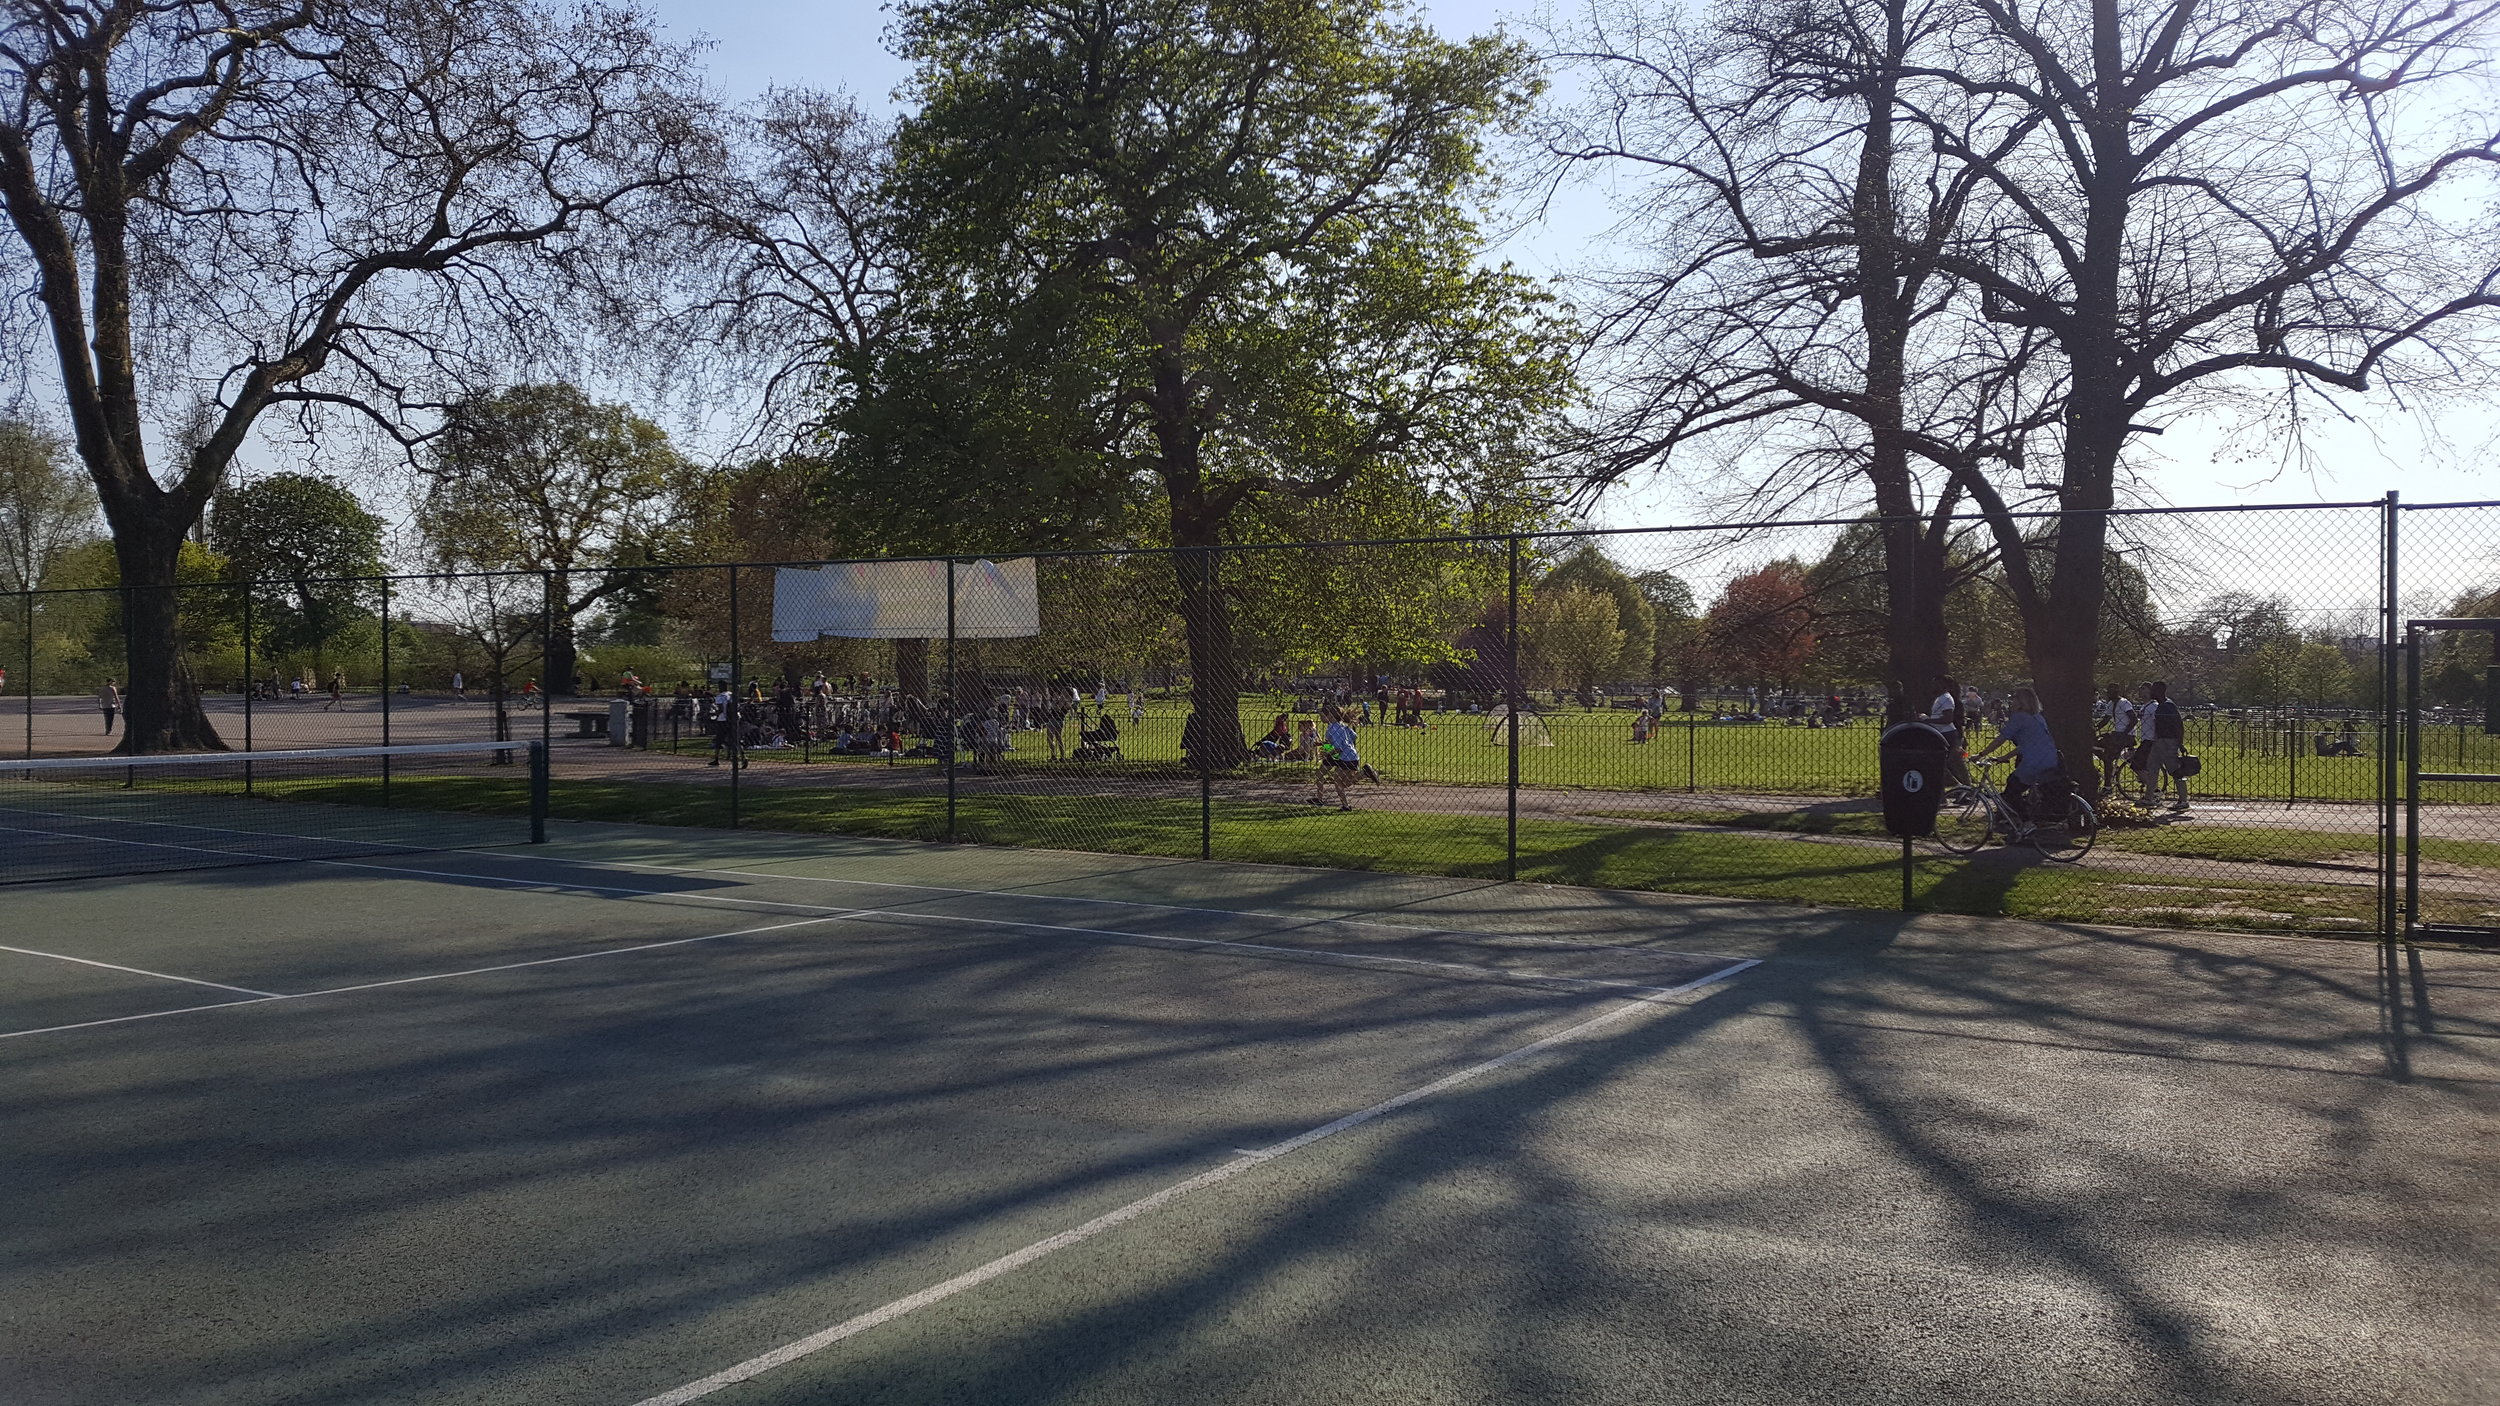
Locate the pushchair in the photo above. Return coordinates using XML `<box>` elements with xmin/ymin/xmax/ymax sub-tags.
<box><xmin>1074</xmin><ymin>711</ymin><xmax>1123</xmax><ymax>762</ymax></box>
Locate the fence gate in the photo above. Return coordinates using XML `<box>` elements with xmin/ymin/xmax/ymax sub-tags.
<box><xmin>2405</xmin><ymin>618</ymin><xmax>2500</xmax><ymax>944</ymax></box>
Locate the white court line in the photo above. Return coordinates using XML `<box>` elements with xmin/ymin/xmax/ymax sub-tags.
<box><xmin>0</xmin><ymin>942</ymin><xmax>284</xmax><ymax>998</ymax></box>
<box><xmin>5</xmin><ymin>855</ymin><xmax>1742</xmax><ymax>1039</ymax></box>
<box><xmin>0</xmin><ymin>916</ymin><xmax>853</xmax><ymax>1042</ymax></box>
<box><xmin>319</xmin><ymin>857</ymin><xmax>1706</xmax><ymax>997</ymax></box>
<box><xmin>630</xmin><ymin>955</ymin><xmax>1762</xmax><ymax>1406</ymax></box>
<box><xmin>478</xmin><ymin>851</ymin><xmax>1749</xmax><ymax>962</ymax></box>
<box><xmin>0</xmin><ymin>818</ymin><xmax>393</xmax><ymax>867</ymax></box>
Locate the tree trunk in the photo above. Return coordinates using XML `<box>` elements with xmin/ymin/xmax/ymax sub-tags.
<box><xmin>2021</xmin><ymin>0</ymin><xmax>2130</xmax><ymax>791</ymax></box>
<box><xmin>111</xmin><ymin>517</ymin><xmax>224</xmax><ymax>753</ymax></box>
<box><xmin>894</xmin><ymin>637</ymin><xmax>930</xmax><ymax>701</ymax></box>
<box><xmin>2030</xmin><ymin>432</ymin><xmax>2117</xmax><ymax>789</ymax></box>
<box><xmin>1169</xmin><ymin>518</ymin><xmax>1247</xmax><ymax>769</ymax></box>
<box><xmin>1149</xmin><ymin>323</ymin><xmax>1247</xmax><ymax>770</ymax></box>
<box><xmin>544</xmin><ymin>570</ymin><xmax>578</xmax><ymax>696</ymax></box>
<box><xmin>1852</xmin><ymin>55</ymin><xmax>1954</xmax><ymax>705</ymax></box>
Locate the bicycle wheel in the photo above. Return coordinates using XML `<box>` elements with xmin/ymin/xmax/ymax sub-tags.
<box><xmin>1933</xmin><ymin>788</ymin><xmax>1995</xmax><ymax>855</ymax></box>
<box><xmin>2030</xmin><ymin>794</ymin><xmax>2098</xmax><ymax>862</ymax></box>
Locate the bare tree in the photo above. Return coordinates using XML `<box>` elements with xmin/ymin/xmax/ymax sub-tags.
<box><xmin>1552</xmin><ymin>0</ymin><xmax>2059</xmax><ymax>702</ymax></box>
<box><xmin>634</xmin><ymin>89</ymin><xmax>900</xmax><ymax>452</ymax></box>
<box><xmin>1896</xmin><ymin>0</ymin><xmax>2500</xmax><ymax>769</ymax></box>
<box><xmin>1556</xmin><ymin>0</ymin><xmax>2500</xmax><ymax>780</ymax></box>
<box><xmin>0</xmin><ymin>0</ymin><xmax>709</xmax><ymax>751</ymax></box>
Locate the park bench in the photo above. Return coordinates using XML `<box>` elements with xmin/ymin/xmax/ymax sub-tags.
<box><xmin>563</xmin><ymin>709</ymin><xmax>611</xmax><ymax>738</ymax></box>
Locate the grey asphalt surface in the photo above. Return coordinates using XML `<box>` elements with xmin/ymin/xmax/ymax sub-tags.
<box><xmin>0</xmin><ymin>825</ymin><xmax>2493</xmax><ymax>1405</ymax></box>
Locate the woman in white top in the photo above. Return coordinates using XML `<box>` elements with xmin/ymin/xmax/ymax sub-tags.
<box><xmin>1921</xmin><ymin>674</ymin><xmax>1971</xmax><ymax>785</ymax></box>
<box><xmin>2095</xmin><ymin>683</ymin><xmax>2137</xmax><ymax>790</ymax></box>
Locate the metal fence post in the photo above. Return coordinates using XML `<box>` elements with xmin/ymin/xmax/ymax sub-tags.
<box><xmin>240</xmin><ymin>583</ymin><xmax>253</xmax><ymax>793</ymax></box>
<box><xmin>529</xmin><ymin>740</ymin><xmax>549</xmax><ymax>843</ymax></box>
<box><xmin>21</xmin><ymin>588</ymin><xmax>31</xmax><ymax>759</ymax></box>
<box><xmin>539</xmin><ymin>575</ymin><xmax>553</xmax><ymax>757</ymax></box>
<box><xmin>1200</xmin><ymin>545</ymin><xmax>1214</xmax><ymax>862</ymax></box>
<box><xmin>1506</xmin><ymin>535</ymin><xmax>1521</xmax><ymax>881</ymax></box>
<box><xmin>2381</xmin><ymin>491</ymin><xmax>2400</xmax><ymax>941</ymax></box>
<box><xmin>2405</xmin><ymin>623</ymin><xmax>2421</xmax><ymax>935</ymax></box>
<box><xmin>728</xmin><ymin>563</ymin><xmax>742</xmax><ymax>828</ymax></box>
<box><xmin>945</xmin><ymin>557</ymin><xmax>958</xmax><ymax>844</ymax></box>
<box><xmin>379</xmin><ymin>575</ymin><xmax>392</xmax><ymax>808</ymax></box>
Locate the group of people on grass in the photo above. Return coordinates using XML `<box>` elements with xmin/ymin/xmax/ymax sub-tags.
<box><xmin>671</xmin><ymin>676</ymin><xmax>1145</xmax><ymax>769</ymax></box>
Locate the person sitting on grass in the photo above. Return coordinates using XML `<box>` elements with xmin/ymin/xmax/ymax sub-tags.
<box><xmin>1969</xmin><ymin>686</ymin><xmax>2062</xmax><ymax>827</ymax></box>
<box><xmin>1309</xmin><ymin>706</ymin><xmax>1362</xmax><ymax>811</ymax></box>
<box><xmin>1255</xmin><ymin>712</ymin><xmax>1292</xmax><ymax>759</ymax></box>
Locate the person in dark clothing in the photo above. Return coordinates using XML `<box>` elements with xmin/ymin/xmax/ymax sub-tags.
<box><xmin>2139</xmin><ymin>680</ymin><xmax>2188</xmax><ymax>811</ymax></box>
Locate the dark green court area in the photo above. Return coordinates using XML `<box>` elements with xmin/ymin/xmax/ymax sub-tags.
<box><xmin>2</xmin><ymin>823</ymin><xmax>2494</xmax><ymax>1405</ymax></box>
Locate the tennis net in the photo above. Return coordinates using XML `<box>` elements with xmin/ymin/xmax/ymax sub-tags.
<box><xmin>0</xmin><ymin>741</ymin><xmax>548</xmax><ymax>885</ymax></box>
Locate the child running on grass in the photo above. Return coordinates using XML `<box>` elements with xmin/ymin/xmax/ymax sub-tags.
<box><xmin>1310</xmin><ymin>706</ymin><xmax>1362</xmax><ymax>811</ymax></box>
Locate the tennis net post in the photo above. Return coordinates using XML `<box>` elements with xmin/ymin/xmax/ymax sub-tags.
<box><xmin>530</xmin><ymin>740</ymin><xmax>549</xmax><ymax>844</ymax></box>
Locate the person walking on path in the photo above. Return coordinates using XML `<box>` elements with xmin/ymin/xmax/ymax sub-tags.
<box><xmin>2140</xmin><ymin>680</ymin><xmax>2189</xmax><ymax>812</ymax></box>
<box><xmin>1309</xmin><ymin>706</ymin><xmax>1363</xmax><ymax>811</ymax></box>
<box><xmin>2093</xmin><ymin>682</ymin><xmax>2138</xmax><ymax>791</ymax></box>
<box><xmin>324</xmin><ymin>671</ymin><xmax>346</xmax><ymax>711</ymax></box>
<box><xmin>1128</xmin><ymin>689</ymin><xmax>1144</xmax><ymax>725</ymax></box>
<box><xmin>98</xmin><ymin>679</ymin><xmax>119</xmax><ymax>733</ymax></box>
<box><xmin>707</xmin><ymin>684</ymin><xmax>740</xmax><ymax>767</ymax></box>
<box><xmin>452</xmin><ymin>670</ymin><xmax>466</xmax><ymax>701</ymax></box>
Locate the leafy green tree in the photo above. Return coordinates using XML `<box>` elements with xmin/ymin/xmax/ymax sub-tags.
<box><xmin>2424</xmin><ymin>587</ymin><xmax>2497</xmax><ymax>709</ymax></box>
<box><xmin>39</xmin><ymin>537</ymin><xmax>239</xmax><ymax>692</ymax></box>
<box><xmin>1629</xmin><ymin>568</ymin><xmax>1700</xmax><ymax>697</ymax></box>
<box><xmin>0</xmin><ymin>420</ymin><xmax>97</xmax><ymax>596</ymax></box>
<box><xmin>209</xmin><ymin>474</ymin><xmax>385</xmax><ymax>670</ymax></box>
<box><xmin>1226</xmin><ymin>471</ymin><xmax>1543</xmax><ymax>684</ymax></box>
<box><xmin>1521</xmin><ymin>586</ymin><xmax>1625</xmax><ymax>693</ymax></box>
<box><xmin>2232</xmin><ymin>637</ymin><xmax>2301</xmax><ymax>707</ymax></box>
<box><xmin>858</xmin><ymin>0</ymin><xmax>1576</xmax><ymax>762</ymax></box>
<box><xmin>2289</xmin><ymin>640</ymin><xmax>2356</xmax><ymax>707</ymax></box>
<box><xmin>418</xmin><ymin>385</ymin><xmax>681</xmax><ymax>696</ymax></box>
<box><xmin>1544</xmin><ymin>546</ymin><xmax>1655</xmax><ymax>682</ymax></box>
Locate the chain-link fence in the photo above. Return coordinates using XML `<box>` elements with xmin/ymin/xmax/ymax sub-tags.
<box><xmin>11</xmin><ymin>497</ymin><xmax>2493</xmax><ymax>941</ymax></box>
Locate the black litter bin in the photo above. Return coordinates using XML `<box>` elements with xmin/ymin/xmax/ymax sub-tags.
<box><xmin>1879</xmin><ymin>721</ymin><xmax>1952</xmax><ymax>837</ymax></box>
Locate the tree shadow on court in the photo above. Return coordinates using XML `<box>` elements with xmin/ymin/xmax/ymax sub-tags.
<box><xmin>726</xmin><ymin>910</ymin><xmax>2498</xmax><ymax>1406</ymax></box>
<box><xmin>6</xmin><ymin>884</ymin><xmax>1768</xmax><ymax>1401</ymax></box>
<box><xmin>10</xmin><ymin>860</ymin><xmax>2495</xmax><ymax>1405</ymax></box>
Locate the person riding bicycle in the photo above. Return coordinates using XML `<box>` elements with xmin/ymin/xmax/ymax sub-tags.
<box><xmin>1970</xmin><ymin>686</ymin><xmax>2061</xmax><ymax>823</ymax></box>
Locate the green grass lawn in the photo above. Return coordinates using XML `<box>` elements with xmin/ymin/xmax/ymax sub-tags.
<box><xmin>650</xmin><ymin>700</ymin><xmax>2498</xmax><ymax>805</ymax></box>
<box><xmin>265</xmin><ymin>772</ymin><xmax>2424</xmax><ymax>937</ymax></box>
<box><xmin>1575</xmin><ymin>804</ymin><xmax>2500</xmax><ymax>872</ymax></box>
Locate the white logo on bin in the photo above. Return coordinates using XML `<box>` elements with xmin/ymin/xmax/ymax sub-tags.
<box><xmin>1901</xmin><ymin>770</ymin><xmax>1924</xmax><ymax>793</ymax></box>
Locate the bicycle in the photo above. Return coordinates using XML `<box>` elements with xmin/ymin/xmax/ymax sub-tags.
<box><xmin>1935</xmin><ymin>758</ymin><xmax>2098</xmax><ymax>862</ymax></box>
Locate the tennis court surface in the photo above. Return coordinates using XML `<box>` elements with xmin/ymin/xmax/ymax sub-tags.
<box><xmin>3</xmin><ymin>819</ymin><xmax>2495</xmax><ymax>1405</ymax></box>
